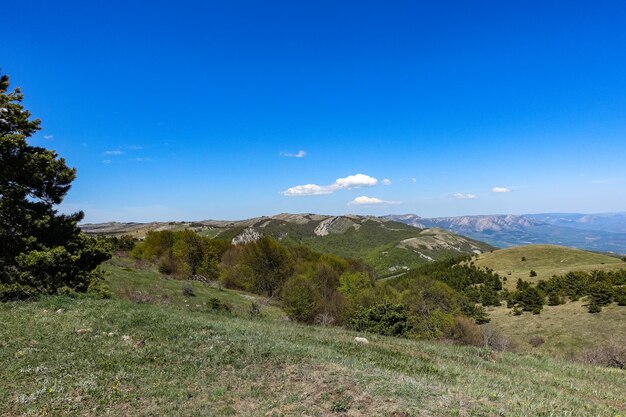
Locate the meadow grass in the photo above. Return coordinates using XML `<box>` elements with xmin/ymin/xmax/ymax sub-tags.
<box><xmin>2</xmin><ymin>258</ymin><xmax>625</xmax><ymax>416</ymax></box>
<box><xmin>488</xmin><ymin>301</ymin><xmax>626</xmax><ymax>358</ymax></box>
<box><xmin>1</xmin><ymin>296</ymin><xmax>625</xmax><ymax>416</ymax></box>
<box><xmin>101</xmin><ymin>258</ymin><xmax>285</xmax><ymax>319</ymax></box>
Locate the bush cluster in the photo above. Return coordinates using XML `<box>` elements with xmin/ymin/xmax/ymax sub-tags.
<box><xmin>132</xmin><ymin>230</ymin><xmax>229</xmax><ymax>279</ymax></box>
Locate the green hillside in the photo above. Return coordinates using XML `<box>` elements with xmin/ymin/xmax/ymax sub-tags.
<box><xmin>102</xmin><ymin>257</ymin><xmax>285</xmax><ymax>319</ymax></box>
<box><xmin>473</xmin><ymin>244</ymin><xmax>625</xmax><ymax>288</ymax></box>
<box><xmin>2</xmin><ymin>281</ymin><xmax>625</xmax><ymax>416</ymax></box>
<box><xmin>488</xmin><ymin>301</ymin><xmax>626</xmax><ymax>358</ymax></box>
<box><xmin>82</xmin><ymin>215</ymin><xmax>493</xmax><ymax>277</ymax></box>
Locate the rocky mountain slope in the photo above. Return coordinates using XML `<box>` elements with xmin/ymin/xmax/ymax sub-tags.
<box><xmin>82</xmin><ymin>214</ymin><xmax>492</xmax><ymax>276</ymax></box>
<box><xmin>385</xmin><ymin>213</ymin><xmax>626</xmax><ymax>254</ymax></box>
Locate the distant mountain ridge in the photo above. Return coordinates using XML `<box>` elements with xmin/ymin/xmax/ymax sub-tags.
<box><xmin>385</xmin><ymin>213</ymin><xmax>626</xmax><ymax>254</ymax></box>
<box><xmin>82</xmin><ymin>213</ymin><xmax>492</xmax><ymax>276</ymax></box>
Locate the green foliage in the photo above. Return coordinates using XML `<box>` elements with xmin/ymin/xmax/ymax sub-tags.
<box><xmin>281</xmin><ymin>274</ymin><xmax>321</xmax><ymax>322</ymax></box>
<box><xmin>87</xmin><ymin>279</ymin><xmax>113</xmax><ymax>299</ymax></box>
<box><xmin>529</xmin><ymin>270</ymin><xmax>537</xmax><ymax>277</ymax></box>
<box><xmin>536</xmin><ymin>269</ymin><xmax>625</xmax><ymax>305</ymax></box>
<box><xmin>206</xmin><ymin>297</ymin><xmax>231</xmax><ymax>312</ymax></box>
<box><xmin>99</xmin><ymin>235</ymin><xmax>137</xmax><ymax>252</ymax></box>
<box><xmin>615</xmin><ymin>287</ymin><xmax>626</xmax><ymax>306</ymax></box>
<box><xmin>388</xmin><ymin>257</ymin><xmax>503</xmax><ymax>324</ymax></box>
<box><xmin>330</xmin><ymin>396</ymin><xmax>352</xmax><ymax>412</ymax></box>
<box><xmin>0</xmin><ymin>73</ymin><xmax>110</xmax><ymax>299</ymax></box>
<box><xmin>400</xmin><ymin>277</ymin><xmax>461</xmax><ymax>339</ymax></box>
<box><xmin>547</xmin><ymin>291</ymin><xmax>564</xmax><ymax>306</ymax></box>
<box><xmin>588</xmin><ymin>301</ymin><xmax>601</xmax><ymax>313</ymax></box>
<box><xmin>133</xmin><ymin>230</ymin><xmax>229</xmax><ymax>279</ymax></box>
<box><xmin>587</xmin><ymin>281</ymin><xmax>614</xmax><ymax>306</ymax></box>
<box><xmin>237</xmin><ymin>237</ymin><xmax>294</xmax><ymax>297</ymax></box>
<box><xmin>508</xmin><ymin>286</ymin><xmax>544</xmax><ymax>313</ymax></box>
<box><xmin>463</xmin><ymin>302</ymin><xmax>490</xmax><ymax>324</ymax></box>
<box><xmin>351</xmin><ymin>302</ymin><xmax>410</xmax><ymax>337</ymax></box>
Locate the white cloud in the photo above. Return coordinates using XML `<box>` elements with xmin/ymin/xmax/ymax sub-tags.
<box><xmin>492</xmin><ymin>187</ymin><xmax>511</xmax><ymax>193</ymax></box>
<box><xmin>335</xmin><ymin>173</ymin><xmax>378</xmax><ymax>188</ymax></box>
<box><xmin>453</xmin><ymin>193</ymin><xmax>478</xmax><ymax>199</ymax></box>
<box><xmin>382</xmin><ymin>178</ymin><xmax>392</xmax><ymax>185</ymax></box>
<box><xmin>102</xmin><ymin>159</ymin><xmax>112</xmax><ymax>164</ymax></box>
<box><xmin>281</xmin><ymin>173</ymin><xmax>378</xmax><ymax>196</ymax></box>
<box><xmin>280</xmin><ymin>184</ymin><xmax>333</xmax><ymax>196</ymax></box>
<box><xmin>105</xmin><ymin>150</ymin><xmax>124</xmax><ymax>155</ymax></box>
<box><xmin>43</xmin><ymin>135</ymin><xmax>53</xmax><ymax>140</ymax></box>
<box><xmin>281</xmin><ymin>150</ymin><xmax>307</xmax><ymax>158</ymax></box>
<box><xmin>348</xmin><ymin>196</ymin><xmax>400</xmax><ymax>205</ymax></box>
<box><xmin>411</xmin><ymin>178</ymin><xmax>417</xmax><ymax>183</ymax></box>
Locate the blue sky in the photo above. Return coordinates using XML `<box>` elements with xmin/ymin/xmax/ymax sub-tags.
<box><xmin>2</xmin><ymin>1</ymin><xmax>625</xmax><ymax>222</ymax></box>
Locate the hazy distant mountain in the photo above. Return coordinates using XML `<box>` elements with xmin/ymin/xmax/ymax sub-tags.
<box><xmin>525</xmin><ymin>212</ymin><xmax>626</xmax><ymax>233</ymax></box>
<box><xmin>385</xmin><ymin>213</ymin><xmax>626</xmax><ymax>254</ymax></box>
<box><xmin>82</xmin><ymin>213</ymin><xmax>492</xmax><ymax>276</ymax></box>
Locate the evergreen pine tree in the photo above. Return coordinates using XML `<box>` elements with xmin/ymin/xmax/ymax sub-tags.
<box><xmin>0</xmin><ymin>73</ymin><xmax>110</xmax><ymax>299</ymax></box>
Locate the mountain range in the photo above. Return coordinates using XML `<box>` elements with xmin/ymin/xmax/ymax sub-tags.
<box><xmin>385</xmin><ymin>212</ymin><xmax>626</xmax><ymax>254</ymax></box>
<box><xmin>81</xmin><ymin>214</ymin><xmax>492</xmax><ymax>276</ymax></box>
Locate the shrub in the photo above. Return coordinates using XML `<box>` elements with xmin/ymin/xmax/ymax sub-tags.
<box><xmin>280</xmin><ymin>274</ymin><xmax>321</xmax><ymax>323</ymax></box>
<box><xmin>587</xmin><ymin>281</ymin><xmax>613</xmax><ymax>306</ymax></box>
<box><xmin>248</xmin><ymin>301</ymin><xmax>261</xmax><ymax>317</ymax></box>
<box><xmin>0</xmin><ymin>283</ymin><xmax>38</xmax><ymax>301</ymax></box>
<box><xmin>121</xmin><ymin>289</ymin><xmax>154</xmax><ymax>304</ymax></box>
<box><xmin>615</xmin><ymin>287</ymin><xmax>626</xmax><ymax>306</ymax></box>
<box><xmin>529</xmin><ymin>336</ymin><xmax>545</xmax><ymax>347</ymax></box>
<box><xmin>206</xmin><ymin>297</ymin><xmax>230</xmax><ymax>312</ymax></box>
<box><xmin>352</xmin><ymin>303</ymin><xmax>410</xmax><ymax>337</ymax></box>
<box><xmin>547</xmin><ymin>291</ymin><xmax>564</xmax><ymax>306</ymax></box>
<box><xmin>331</xmin><ymin>396</ymin><xmax>352</xmax><ymax>412</ymax></box>
<box><xmin>239</xmin><ymin>237</ymin><xmax>294</xmax><ymax>297</ymax></box>
<box><xmin>509</xmin><ymin>285</ymin><xmax>544</xmax><ymax>313</ymax></box>
<box><xmin>181</xmin><ymin>282</ymin><xmax>195</xmax><ymax>297</ymax></box>
<box><xmin>158</xmin><ymin>258</ymin><xmax>175</xmax><ymax>275</ymax></box>
<box><xmin>529</xmin><ymin>270</ymin><xmax>537</xmax><ymax>277</ymax></box>
<box><xmin>448</xmin><ymin>316</ymin><xmax>483</xmax><ymax>347</ymax></box>
<box><xmin>57</xmin><ymin>286</ymin><xmax>77</xmax><ymax>297</ymax></box>
<box><xmin>87</xmin><ymin>280</ymin><xmax>112</xmax><ymax>299</ymax></box>
<box><xmin>402</xmin><ymin>277</ymin><xmax>461</xmax><ymax>339</ymax></box>
<box><xmin>481</xmin><ymin>325</ymin><xmax>513</xmax><ymax>352</ymax></box>
<box><xmin>588</xmin><ymin>302</ymin><xmax>601</xmax><ymax>313</ymax></box>
<box><xmin>579</xmin><ymin>339</ymin><xmax>626</xmax><ymax>369</ymax></box>
<box><xmin>314</xmin><ymin>313</ymin><xmax>335</xmax><ymax>326</ymax></box>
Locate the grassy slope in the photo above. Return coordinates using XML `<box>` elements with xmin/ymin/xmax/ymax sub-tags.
<box><xmin>102</xmin><ymin>258</ymin><xmax>285</xmax><ymax>319</ymax></box>
<box><xmin>2</xmin><ymin>261</ymin><xmax>626</xmax><ymax>416</ymax></box>
<box><xmin>488</xmin><ymin>302</ymin><xmax>626</xmax><ymax>358</ymax></box>
<box><xmin>473</xmin><ymin>244</ymin><xmax>625</xmax><ymax>288</ymax></box>
<box><xmin>2</xmin><ymin>296</ymin><xmax>626</xmax><ymax>417</ymax></box>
